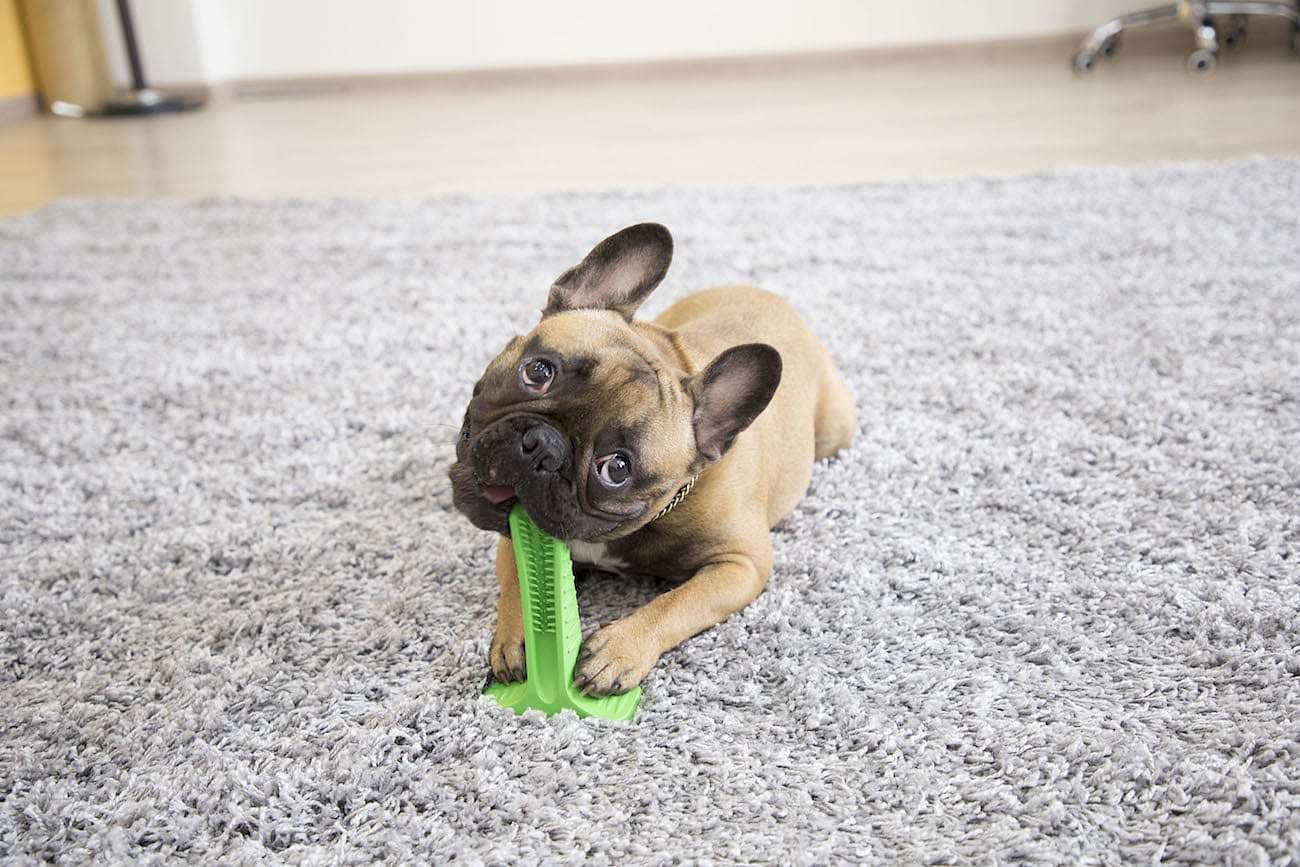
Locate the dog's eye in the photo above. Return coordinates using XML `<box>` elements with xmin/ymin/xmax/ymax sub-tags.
<box><xmin>594</xmin><ymin>452</ymin><xmax>632</xmax><ymax>488</ymax></box>
<box><xmin>519</xmin><ymin>358</ymin><xmax>555</xmax><ymax>394</ymax></box>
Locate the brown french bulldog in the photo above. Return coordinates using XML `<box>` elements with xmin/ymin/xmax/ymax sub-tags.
<box><xmin>449</xmin><ymin>224</ymin><xmax>855</xmax><ymax>696</ymax></box>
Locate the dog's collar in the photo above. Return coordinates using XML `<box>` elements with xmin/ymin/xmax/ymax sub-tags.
<box><xmin>649</xmin><ymin>474</ymin><xmax>698</xmax><ymax>523</ymax></box>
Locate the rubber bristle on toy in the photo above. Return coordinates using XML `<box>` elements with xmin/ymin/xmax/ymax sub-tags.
<box><xmin>484</xmin><ymin>505</ymin><xmax>642</xmax><ymax>721</ymax></box>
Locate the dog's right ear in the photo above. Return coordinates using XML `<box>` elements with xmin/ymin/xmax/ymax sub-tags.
<box><xmin>544</xmin><ymin>223</ymin><xmax>673</xmax><ymax>321</ymax></box>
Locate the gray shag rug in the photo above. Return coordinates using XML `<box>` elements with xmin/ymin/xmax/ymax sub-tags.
<box><xmin>2</xmin><ymin>158</ymin><xmax>1299</xmax><ymax>865</ymax></box>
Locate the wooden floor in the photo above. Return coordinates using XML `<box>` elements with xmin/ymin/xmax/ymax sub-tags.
<box><xmin>2</xmin><ymin>27</ymin><xmax>1299</xmax><ymax>215</ymax></box>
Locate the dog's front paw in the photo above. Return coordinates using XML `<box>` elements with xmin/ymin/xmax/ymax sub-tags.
<box><xmin>489</xmin><ymin>626</ymin><xmax>527</xmax><ymax>683</ymax></box>
<box><xmin>574</xmin><ymin>620</ymin><xmax>658</xmax><ymax>696</ymax></box>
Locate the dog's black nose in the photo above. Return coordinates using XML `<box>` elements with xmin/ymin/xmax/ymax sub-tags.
<box><xmin>519</xmin><ymin>422</ymin><xmax>568</xmax><ymax>474</ymax></box>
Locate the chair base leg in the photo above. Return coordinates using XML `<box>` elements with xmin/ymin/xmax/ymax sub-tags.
<box><xmin>1073</xmin><ymin>0</ymin><xmax>1300</xmax><ymax>74</ymax></box>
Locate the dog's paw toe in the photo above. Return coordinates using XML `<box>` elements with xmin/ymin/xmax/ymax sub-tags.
<box><xmin>573</xmin><ymin>622</ymin><xmax>655</xmax><ymax>696</ymax></box>
<box><xmin>489</xmin><ymin>632</ymin><xmax>527</xmax><ymax>683</ymax></box>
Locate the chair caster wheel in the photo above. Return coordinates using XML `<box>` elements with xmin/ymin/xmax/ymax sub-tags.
<box><xmin>1187</xmin><ymin>48</ymin><xmax>1217</xmax><ymax>73</ymax></box>
<box><xmin>1101</xmin><ymin>35</ymin><xmax>1121</xmax><ymax>58</ymax></box>
<box><xmin>1073</xmin><ymin>51</ymin><xmax>1098</xmax><ymax>74</ymax></box>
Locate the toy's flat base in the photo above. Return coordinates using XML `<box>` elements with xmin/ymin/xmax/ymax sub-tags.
<box><xmin>485</xmin><ymin>678</ymin><xmax>642</xmax><ymax>722</ymax></box>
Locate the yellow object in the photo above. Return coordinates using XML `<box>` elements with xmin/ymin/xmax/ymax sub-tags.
<box><xmin>18</xmin><ymin>0</ymin><xmax>112</xmax><ymax>114</ymax></box>
<box><xmin>0</xmin><ymin>0</ymin><xmax>34</xmax><ymax>99</ymax></box>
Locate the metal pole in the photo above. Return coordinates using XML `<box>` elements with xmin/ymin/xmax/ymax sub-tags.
<box><xmin>114</xmin><ymin>0</ymin><xmax>148</xmax><ymax>91</ymax></box>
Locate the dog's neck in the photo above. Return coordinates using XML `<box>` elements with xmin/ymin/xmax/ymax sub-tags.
<box><xmin>649</xmin><ymin>474</ymin><xmax>698</xmax><ymax>523</ymax></box>
<box><xmin>631</xmin><ymin>321</ymin><xmax>700</xmax><ymax>524</ymax></box>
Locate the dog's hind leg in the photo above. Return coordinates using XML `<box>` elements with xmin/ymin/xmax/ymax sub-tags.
<box><xmin>813</xmin><ymin>364</ymin><xmax>856</xmax><ymax>459</ymax></box>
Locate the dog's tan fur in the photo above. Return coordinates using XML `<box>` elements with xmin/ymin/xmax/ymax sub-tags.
<box><xmin>487</xmin><ymin>284</ymin><xmax>855</xmax><ymax>694</ymax></box>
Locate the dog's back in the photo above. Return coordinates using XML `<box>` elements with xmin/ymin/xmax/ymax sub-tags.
<box><xmin>654</xmin><ymin>285</ymin><xmax>856</xmax><ymax>526</ymax></box>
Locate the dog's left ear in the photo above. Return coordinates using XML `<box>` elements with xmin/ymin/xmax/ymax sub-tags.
<box><xmin>689</xmin><ymin>343</ymin><xmax>783</xmax><ymax>462</ymax></box>
<box><xmin>544</xmin><ymin>223</ymin><xmax>673</xmax><ymax>321</ymax></box>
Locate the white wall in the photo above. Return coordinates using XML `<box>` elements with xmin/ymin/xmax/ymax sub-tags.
<box><xmin>116</xmin><ymin>0</ymin><xmax>1140</xmax><ymax>85</ymax></box>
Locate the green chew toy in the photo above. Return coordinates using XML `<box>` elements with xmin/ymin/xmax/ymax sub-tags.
<box><xmin>484</xmin><ymin>504</ymin><xmax>642</xmax><ymax>721</ymax></box>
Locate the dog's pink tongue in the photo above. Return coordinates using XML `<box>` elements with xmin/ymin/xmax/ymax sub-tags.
<box><xmin>482</xmin><ymin>485</ymin><xmax>517</xmax><ymax>506</ymax></box>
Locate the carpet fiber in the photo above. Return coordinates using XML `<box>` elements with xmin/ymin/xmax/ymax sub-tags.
<box><xmin>2</xmin><ymin>158</ymin><xmax>1298</xmax><ymax>864</ymax></box>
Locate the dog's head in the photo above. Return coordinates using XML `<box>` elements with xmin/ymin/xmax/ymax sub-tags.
<box><xmin>448</xmin><ymin>224</ymin><xmax>781</xmax><ymax>542</ymax></box>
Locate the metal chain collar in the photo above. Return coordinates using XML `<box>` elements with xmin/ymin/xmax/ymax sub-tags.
<box><xmin>648</xmin><ymin>475</ymin><xmax>698</xmax><ymax>523</ymax></box>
